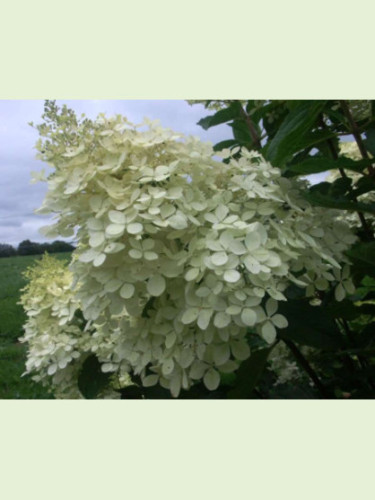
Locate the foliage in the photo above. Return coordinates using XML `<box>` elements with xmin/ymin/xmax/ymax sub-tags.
<box><xmin>0</xmin><ymin>243</ymin><xmax>17</xmax><ymax>258</ymax></box>
<box><xmin>187</xmin><ymin>99</ymin><xmax>375</xmax><ymax>398</ymax></box>
<box><xmin>16</xmin><ymin>239</ymin><xmax>75</xmax><ymax>256</ymax></box>
<box><xmin>17</xmin><ymin>99</ymin><xmax>375</xmax><ymax>399</ymax></box>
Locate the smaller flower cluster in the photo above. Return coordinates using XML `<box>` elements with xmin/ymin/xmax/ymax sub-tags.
<box><xmin>19</xmin><ymin>255</ymin><xmax>102</xmax><ymax>397</ymax></box>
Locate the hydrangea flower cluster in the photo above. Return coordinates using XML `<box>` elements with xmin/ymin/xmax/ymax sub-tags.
<box><xmin>22</xmin><ymin>109</ymin><xmax>357</xmax><ymax>397</ymax></box>
<box><xmin>19</xmin><ymin>255</ymin><xmax>92</xmax><ymax>397</ymax></box>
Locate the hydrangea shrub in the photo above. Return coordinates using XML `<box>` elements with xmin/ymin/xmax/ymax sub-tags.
<box><xmin>20</xmin><ymin>105</ymin><xmax>357</xmax><ymax>398</ymax></box>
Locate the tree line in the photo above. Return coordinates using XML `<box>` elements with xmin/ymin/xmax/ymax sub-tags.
<box><xmin>0</xmin><ymin>240</ymin><xmax>75</xmax><ymax>258</ymax></box>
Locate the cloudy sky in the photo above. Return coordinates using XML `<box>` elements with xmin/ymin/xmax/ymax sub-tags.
<box><xmin>0</xmin><ymin>100</ymin><xmax>234</xmax><ymax>247</ymax></box>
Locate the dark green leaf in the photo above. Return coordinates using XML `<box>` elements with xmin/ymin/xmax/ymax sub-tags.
<box><xmin>346</xmin><ymin>242</ymin><xmax>375</xmax><ymax>271</ymax></box>
<box><xmin>324</xmin><ymin>300</ymin><xmax>375</xmax><ymax>321</ymax></box>
<box><xmin>228</xmin><ymin>119</ymin><xmax>253</xmax><ymax>147</ymax></box>
<box><xmin>266</xmin><ymin>100</ymin><xmax>327</xmax><ymax>165</ymax></box>
<box><xmin>278</xmin><ymin>300</ymin><xmax>344</xmax><ymax>350</ymax></box>
<box><xmin>286</xmin><ymin>156</ymin><xmax>372</xmax><ymax>176</ymax></box>
<box><xmin>303</xmin><ymin>181</ymin><xmax>375</xmax><ymax>214</ymax></box>
<box><xmin>364</xmin><ymin>128</ymin><xmax>375</xmax><ymax>157</ymax></box>
<box><xmin>292</xmin><ymin>128</ymin><xmax>338</xmax><ymax>152</ymax></box>
<box><xmin>358</xmin><ymin>322</ymin><xmax>375</xmax><ymax>348</ymax></box>
<box><xmin>78</xmin><ymin>355</ymin><xmax>111</xmax><ymax>399</ymax></box>
<box><xmin>350</xmin><ymin>175</ymin><xmax>375</xmax><ymax>198</ymax></box>
<box><xmin>227</xmin><ymin>346</ymin><xmax>275</xmax><ymax>398</ymax></box>
<box><xmin>120</xmin><ymin>385</ymin><xmax>144</xmax><ymax>399</ymax></box>
<box><xmin>213</xmin><ymin>139</ymin><xmax>238</xmax><ymax>152</ymax></box>
<box><xmin>197</xmin><ymin>102</ymin><xmax>242</xmax><ymax>130</ymax></box>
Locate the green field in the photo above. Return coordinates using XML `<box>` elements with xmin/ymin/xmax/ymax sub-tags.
<box><xmin>0</xmin><ymin>253</ymin><xmax>71</xmax><ymax>398</ymax></box>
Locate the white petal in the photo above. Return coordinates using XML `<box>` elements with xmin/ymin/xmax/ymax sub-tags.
<box><xmin>147</xmin><ymin>274</ymin><xmax>166</xmax><ymax>296</ymax></box>
<box><xmin>168</xmin><ymin>213</ymin><xmax>188</xmax><ymax>229</ymax></box>
<box><xmin>213</xmin><ymin>344</ymin><xmax>230</xmax><ymax>365</ymax></box>
<box><xmin>245</xmin><ymin>232</ymin><xmax>261</xmax><ymax>251</ymax></box>
<box><xmin>89</xmin><ymin>195</ymin><xmax>103</xmax><ymax>212</ymax></box>
<box><xmin>211</xmin><ymin>252</ymin><xmax>228</xmax><ymax>266</ymax></box>
<box><xmin>223</xmin><ymin>269</ymin><xmax>241</xmax><ymax>283</ymax></box>
<box><xmin>78</xmin><ymin>249</ymin><xmax>98</xmax><ymax>263</ymax></box>
<box><xmin>108</xmin><ymin>210</ymin><xmax>126</xmax><ymax>224</ymax></box>
<box><xmin>271</xmin><ymin>314</ymin><xmax>288</xmax><ymax>329</ymax></box>
<box><xmin>203</xmin><ymin>368</ymin><xmax>221</xmax><ymax>391</ymax></box>
<box><xmin>106</xmin><ymin>223</ymin><xmax>125</xmax><ymax>237</ymax></box>
<box><xmin>144</xmin><ymin>251</ymin><xmax>158</xmax><ymax>261</ymax></box>
<box><xmin>105</xmin><ymin>279</ymin><xmax>122</xmax><ymax>292</ymax></box>
<box><xmin>120</xmin><ymin>283</ymin><xmax>135</xmax><ymax>299</ymax></box>
<box><xmin>89</xmin><ymin>232</ymin><xmax>105</xmax><ymax>248</ymax></box>
<box><xmin>185</xmin><ymin>268</ymin><xmax>200</xmax><ymax>281</ymax></box>
<box><xmin>226</xmin><ymin>305</ymin><xmax>242</xmax><ymax>315</ymax></box>
<box><xmin>47</xmin><ymin>364</ymin><xmax>57</xmax><ymax>376</ymax></box>
<box><xmin>215</xmin><ymin>204</ymin><xmax>229</xmax><ymax>221</ymax></box>
<box><xmin>261</xmin><ymin>321</ymin><xmax>277</xmax><ymax>344</ymax></box>
<box><xmin>127</xmin><ymin>222</ymin><xmax>143</xmax><ymax>235</ymax></box>
<box><xmin>129</xmin><ymin>249</ymin><xmax>142</xmax><ymax>259</ymax></box>
<box><xmin>170</xmin><ymin>376</ymin><xmax>181</xmax><ymax>398</ymax></box>
<box><xmin>162</xmin><ymin>358</ymin><xmax>175</xmax><ymax>376</ymax></box>
<box><xmin>214</xmin><ymin>312</ymin><xmax>231</xmax><ymax>329</ymax></box>
<box><xmin>189</xmin><ymin>360</ymin><xmax>208</xmax><ymax>379</ymax></box>
<box><xmin>104</xmin><ymin>242</ymin><xmax>125</xmax><ymax>254</ymax></box>
<box><xmin>93</xmin><ymin>253</ymin><xmax>106</xmax><ymax>267</ymax></box>
<box><xmin>265</xmin><ymin>298</ymin><xmax>278</xmax><ymax>317</ymax></box>
<box><xmin>179</xmin><ymin>349</ymin><xmax>194</xmax><ymax>369</ymax></box>
<box><xmin>231</xmin><ymin>341</ymin><xmax>250</xmax><ymax>361</ymax></box>
<box><xmin>142</xmin><ymin>375</ymin><xmax>159</xmax><ymax>387</ymax></box>
<box><xmin>241</xmin><ymin>308</ymin><xmax>257</xmax><ymax>327</ymax></box>
<box><xmin>165</xmin><ymin>332</ymin><xmax>177</xmax><ymax>349</ymax></box>
<box><xmin>197</xmin><ymin>309</ymin><xmax>213</xmax><ymax>330</ymax></box>
<box><xmin>335</xmin><ymin>283</ymin><xmax>345</xmax><ymax>302</ymax></box>
<box><xmin>181</xmin><ymin>308</ymin><xmax>199</xmax><ymax>325</ymax></box>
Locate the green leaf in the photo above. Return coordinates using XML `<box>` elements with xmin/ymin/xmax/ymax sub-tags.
<box><xmin>213</xmin><ymin>139</ymin><xmax>238</xmax><ymax>152</ymax></box>
<box><xmin>291</xmin><ymin>128</ymin><xmax>338</xmax><ymax>153</ymax></box>
<box><xmin>197</xmin><ymin>102</ymin><xmax>242</xmax><ymax>130</ymax></box>
<box><xmin>278</xmin><ymin>300</ymin><xmax>344</xmax><ymax>350</ymax></box>
<box><xmin>324</xmin><ymin>300</ymin><xmax>375</xmax><ymax>321</ymax></box>
<box><xmin>350</xmin><ymin>175</ymin><xmax>375</xmax><ymax>198</ymax></box>
<box><xmin>266</xmin><ymin>100</ymin><xmax>327</xmax><ymax>165</ymax></box>
<box><xmin>286</xmin><ymin>156</ymin><xmax>372</xmax><ymax>177</ymax></box>
<box><xmin>78</xmin><ymin>355</ymin><xmax>111</xmax><ymax>399</ymax></box>
<box><xmin>358</xmin><ymin>322</ymin><xmax>375</xmax><ymax>348</ymax></box>
<box><xmin>364</xmin><ymin>127</ymin><xmax>375</xmax><ymax>156</ymax></box>
<box><xmin>228</xmin><ymin>119</ymin><xmax>253</xmax><ymax>147</ymax></box>
<box><xmin>346</xmin><ymin>242</ymin><xmax>375</xmax><ymax>270</ymax></box>
<box><xmin>227</xmin><ymin>346</ymin><xmax>274</xmax><ymax>398</ymax></box>
<box><xmin>303</xmin><ymin>181</ymin><xmax>375</xmax><ymax>214</ymax></box>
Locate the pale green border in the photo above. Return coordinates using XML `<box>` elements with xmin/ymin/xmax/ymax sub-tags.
<box><xmin>1</xmin><ymin>1</ymin><xmax>375</xmax><ymax>498</ymax></box>
<box><xmin>1</xmin><ymin>401</ymin><xmax>374</xmax><ymax>499</ymax></box>
<box><xmin>0</xmin><ymin>0</ymin><xmax>374</xmax><ymax>98</ymax></box>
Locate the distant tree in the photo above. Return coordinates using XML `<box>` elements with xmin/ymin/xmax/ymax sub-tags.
<box><xmin>17</xmin><ymin>239</ymin><xmax>75</xmax><ymax>256</ymax></box>
<box><xmin>49</xmin><ymin>240</ymin><xmax>75</xmax><ymax>253</ymax></box>
<box><xmin>0</xmin><ymin>243</ymin><xmax>16</xmax><ymax>258</ymax></box>
<box><xmin>17</xmin><ymin>240</ymin><xmax>43</xmax><ymax>256</ymax></box>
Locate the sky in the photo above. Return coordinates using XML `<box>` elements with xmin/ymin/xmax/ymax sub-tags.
<box><xmin>0</xmin><ymin>100</ymin><xmax>327</xmax><ymax>247</ymax></box>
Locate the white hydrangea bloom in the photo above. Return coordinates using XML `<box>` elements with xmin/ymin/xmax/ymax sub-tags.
<box><xmin>22</xmin><ymin>112</ymin><xmax>357</xmax><ymax>397</ymax></box>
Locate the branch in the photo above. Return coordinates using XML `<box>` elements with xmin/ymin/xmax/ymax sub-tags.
<box><xmin>339</xmin><ymin>100</ymin><xmax>375</xmax><ymax>176</ymax></box>
<box><xmin>238</xmin><ymin>103</ymin><xmax>262</xmax><ymax>150</ymax></box>
<box><xmin>283</xmin><ymin>339</ymin><xmax>332</xmax><ymax>398</ymax></box>
<box><xmin>319</xmin><ymin>116</ymin><xmax>373</xmax><ymax>241</ymax></box>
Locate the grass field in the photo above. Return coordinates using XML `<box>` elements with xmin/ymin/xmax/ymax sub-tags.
<box><xmin>0</xmin><ymin>252</ymin><xmax>71</xmax><ymax>398</ymax></box>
